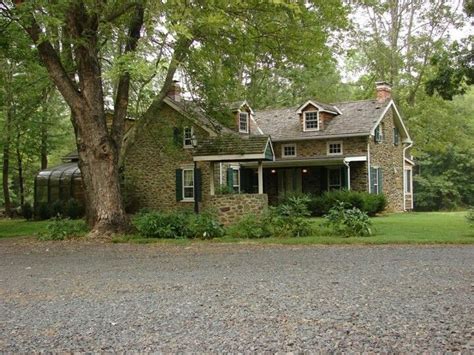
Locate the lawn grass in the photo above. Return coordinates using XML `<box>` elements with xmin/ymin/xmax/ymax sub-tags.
<box><xmin>0</xmin><ymin>219</ymin><xmax>50</xmax><ymax>238</ymax></box>
<box><xmin>1</xmin><ymin>211</ymin><xmax>473</xmax><ymax>245</ymax></box>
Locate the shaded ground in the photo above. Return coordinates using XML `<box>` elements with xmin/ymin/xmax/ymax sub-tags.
<box><xmin>0</xmin><ymin>238</ymin><xmax>473</xmax><ymax>352</ymax></box>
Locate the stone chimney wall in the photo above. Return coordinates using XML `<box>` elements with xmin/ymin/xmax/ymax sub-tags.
<box><xmin>167</xmin><ymin>80</ymin><xmax>181</xmax><ymax>102</ymax></box>
<box><xmin>375</xmin><ymin>81</ymin><xmax>392</xmax><ymax>102</ymax></box>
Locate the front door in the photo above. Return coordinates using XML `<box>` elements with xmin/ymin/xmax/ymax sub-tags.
<box><xmin>278</xmin><ymin>168</ymin><xmax>302</xmax><ymax>196</ymax></box>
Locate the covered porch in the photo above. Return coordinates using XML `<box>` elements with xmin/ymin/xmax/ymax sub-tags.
<box><xmin>239</xmin><ymin>156</ymin><xmax>367</xmax><ymax>205</ymax></box>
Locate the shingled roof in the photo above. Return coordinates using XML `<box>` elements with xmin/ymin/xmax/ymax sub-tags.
<box><xmin>254</xmin><ymin>99</ymin><xmax>388</xmax><ymax>141</ymax></box>
<box><xmin>193</xmin><ymin>135</ymin><xmax>274</xmax><ymax>161</ymax></box>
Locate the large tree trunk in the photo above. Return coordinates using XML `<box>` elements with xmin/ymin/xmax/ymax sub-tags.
<box><xmin>15</xmin><ymin>135</ymin><xmax>24</xmax><ymax>207</ymax></box>
<box><xmin>2</xmin><ymin>67</ymin><xmax>13</xmax><ymax>217</ymax></box>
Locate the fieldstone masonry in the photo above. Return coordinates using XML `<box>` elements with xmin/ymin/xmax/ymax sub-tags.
<box><xmin>204</xmin><ymin>193</ymin><xmax>268</xmax><ymax>226</ymax></box>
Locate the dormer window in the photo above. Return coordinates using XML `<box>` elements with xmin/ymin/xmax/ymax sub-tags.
<box><xmin>239</xmin><ymin>112</ymin><xmax>249</xmax><ymax>133</ymax></box>
<box><xmin>304</xmin><ymin>111</ymin><xmax>319</xmax><ymax>131</ymax></box>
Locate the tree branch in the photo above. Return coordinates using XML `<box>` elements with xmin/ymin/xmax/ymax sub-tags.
<box><xmin>111</xmin><ymin>3</ymin><xmax>144</xmax><ymax>149</ymax></box>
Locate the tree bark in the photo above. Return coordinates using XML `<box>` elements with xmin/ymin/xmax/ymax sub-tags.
<box><xmin>15</xmin><ymin>0</ymin><xmax>145</xmax><ymax>235</ymax></box>
<box><xmin>15</xmin><ymin>133</ymin><xmax>24</xmax><ymax>207</ymax></box>
<box><xmin>2</xmin><ymin>65</ymin><xmax>13</xmax><ymax>217</ymax></box>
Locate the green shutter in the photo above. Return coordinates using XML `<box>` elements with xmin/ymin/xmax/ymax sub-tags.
<box><xmin>195</xmin><ymin>168</ymin><xmax>202</xmax><ymax>202</ymax></box>
<box><xmin>175</xmin><ymin>169</ymin><xmax>183</xmax><ymax>201</ymax></box>
<box><xmin>226</xmin><ymin>167</ymin><xmax>234</xmax><ymax>190</ymax></box>
<box><xmin>173</xmin><ymin>127</ymin><xmax>182</xmax><ymax>147</ymax></box>
<box><xmin>378</xmin><ymin>168</ymin><xmax>383</xmax><ymax>195</ymax></box>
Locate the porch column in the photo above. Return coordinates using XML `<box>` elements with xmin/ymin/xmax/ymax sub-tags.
<box><xmin>258</xmin><ymin>160</ymin><xmax>264</xmax><ymax>194</ymax></box>
<box><xmin>346</xmin><ymin>164</ymin><xmax>351</xmax><ymax>190</ymax></box>
<box><xmin>209</xmin><ymin>162</ymin><xmax>215</xmax><ymax>196</ymax></box>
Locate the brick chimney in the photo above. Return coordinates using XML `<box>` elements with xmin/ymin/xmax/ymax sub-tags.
<box><xmin>167</xmin><ymin>80</ymin><xmax>181</xmax><ymax>102</ymax></box>
<box><xmin>375</xmin><ymin>81</ymin><xmax>392</xmax><ymax>102</ymax></box>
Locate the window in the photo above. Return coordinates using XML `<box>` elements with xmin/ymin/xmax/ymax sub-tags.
<box><xmin>239</xmin><ymin>112</ymin><xmax>249</xmax><ymax>133</ymax></box>
<box><xmin>182</xmin><ymin>169</ymin><xmax>194</xmax><ymax>200</ymax></box>
<box><xmin>232</xmin><ymin>168</ymin><xmax>240</xmax><ymax>193</ymax></box>
<box><xmin>405</xmin><ymin>169</ymin><xmax>412</xmax><ymax>193</ymax></box>
<box><xmin>370</xmin><ymin>167</ymin><xmax>383</xmax><ymax>194</ymax></box>
<box><xmin>393</xmin><ymin>127</ymin><xmax>400</xmax><ymax>146</ymax></box>
<box><xmin>327</xmin><ymin>141</ymin><xmax>343</xmax><ymax>155</ymax></box>
<box><xmin>375</xmin><ymin>123</ymin><xmax>384</xmax><ymax>143</ymax></box>
<box><xmin>282</xmin><ymin>144</ymin><xmax>296</xmax><ymax>157</ymax></box>
<box><xmin>183</xmin><ymin>127</ymin><xmax>193</xmax><ymax>148</ymax></box>
<box><xmin>304</xmin><ymin>111</ymin><xmax>319</xmax><ymax>131</ymax></box>
<box><xmin>328</xmin><ymin>168</ymin><xmax>342</xmax><ymax>190</ymax></box>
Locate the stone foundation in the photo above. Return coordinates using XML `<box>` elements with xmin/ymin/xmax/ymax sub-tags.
<box><xmin>204</xmin><ymin>194</ymin><xmax>268</xmax><ymax>226</ymax></box>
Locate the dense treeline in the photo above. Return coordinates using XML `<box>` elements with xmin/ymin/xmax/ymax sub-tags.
<box><xmin>0</xmin><ymin>0</ymin><xmax>472</xmax><ymax>229</ymax></box>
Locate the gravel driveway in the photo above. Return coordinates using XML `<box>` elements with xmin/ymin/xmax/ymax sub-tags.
<box><xmin>0</xmin><ymin>239</ymin><xmax>473</xmax><ymax>352</ymax></box>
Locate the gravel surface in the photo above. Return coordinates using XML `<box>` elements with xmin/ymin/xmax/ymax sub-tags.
<box><xmin>0</xmin><ymin>239</ymin><xmax>473</xmax><ymax>352</ymax></box>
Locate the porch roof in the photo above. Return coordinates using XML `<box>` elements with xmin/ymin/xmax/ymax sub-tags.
<box><xmin>241</xmin><ymin>155</ymin><xmax>366</xmax><ymax>168</ymax></box>
<box><xmin>193</xmin><ymin>135</ymin><xmax>274</xmax><ymax>162</ymax></box>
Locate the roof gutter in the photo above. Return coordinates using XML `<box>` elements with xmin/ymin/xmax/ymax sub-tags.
<box><xmin>273</xmin><ymin>132</ymin><xmax>369</xmax><ymax>142</ymax></box>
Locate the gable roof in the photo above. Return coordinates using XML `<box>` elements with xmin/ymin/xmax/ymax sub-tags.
<box><xmin>296</xmin><ymin>99</ymin><xmax>339</xmax><ymax>115</ymax></box>
<box><xmin>164</xmin><ymin>97</ymin><xmax>233</xmax><ymax>136</ymax></box>
<box><xmin>254</xmin><ymin>99</ymin><xmax>394</xmax><ymax>141</ymax></box>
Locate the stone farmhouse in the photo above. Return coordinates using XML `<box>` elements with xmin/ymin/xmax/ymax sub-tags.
<box><xmin>35</xmin><ymin>81</ymin><xmax>414</xmax><ymax>224</ymax></box>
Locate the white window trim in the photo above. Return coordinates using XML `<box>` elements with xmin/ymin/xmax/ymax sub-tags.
<box><xmin>231</xmin><ymin>166</ymin><xmax>240</xmax><ymax>193</ymax></box>
<box><xmin>375</xmin><ymin>124</ymin><xmax>384</xmax><ymax>143</ymax></box>
<box><xmin>182</xmin><ymin>168</ymin><xmax>194</xmax><ymax>201</ymax></box>
<box><xmin>327</xmin><ymin>167</ymin><xmax>342</xmax><ymax>191</ymax></box>
<box><xmin>404</xmin><ymin>168</ymin><xmax>412</xmax><ymax>194</ymax></box>
<box><xmin>282</xmin><ymin>144</ymin><xmax>297</xmax><ymax>158</ymax></box>
<box><xmin>303</xmin><ymin>110</ymin><xmax>319</xmax><ymax>132</ymax></box>
<box><xmin>239</xmin><ymin>111</ymin><xmax>249</xmax><ymax>133</ymax></box>
<box><xmin>183</xmin><ymin>126</ymin><xmax>193</xmax><ymax>149</ymax></box>
<box><xmin>327</xmin><ymin>141</ymin><xmax>343</xmax><ymax>156</ymax></box>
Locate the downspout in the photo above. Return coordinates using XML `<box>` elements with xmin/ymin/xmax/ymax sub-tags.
<box><xmin>402</xmin><ymin>141</ymin><xmax>413</xmax><ymax>211</ymax></box>
<box><xmin>367</xmin><ymin>142</ymin><xmax>371</xmax><ymax>193</ymax></box>
<box><xmin>343</xmin><ymin>159</ymin><xmax>351</xmax><ymax>190</ymax></box>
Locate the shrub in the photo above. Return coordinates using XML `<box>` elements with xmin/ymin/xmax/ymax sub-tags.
<box><xmin>227</xmin><ymin>213</ymin><xmax>272</xmax><ymax>239</ymax></box>
<box><xmin>36</xmin><ymin>202</ymin><xmax>51</xmax><ymax>220</ymax></box>
<box><xmin>323</xmin><ymin>202</ymin><xmax>372</xmax><ymax>237</ymax></box>
<box><xmin>215</xmin><ymin>184</ymin><xmax>235</xmax><ymax>195</ymax></box>
<box><xmin>132</xmin><ymin>210</ymin><xmax>193</xmax><ymax>238</ymax></box>
<box><xmin>38</xmin><ymin>217</ymin><xmax>88</xmax><ymax>241</ymax></box>
<box><xmin>64</xmin><ymin>198</ymin><xmax>85</xmax><ymax>219</ymax></box>
<box><xmin>21</xmin><ymin>202</ymin><xmax>33</xmax><ymax>220</ymax></box>
<box><xmin>271</xmin><ymin>195</ymin><xmax>313</xmax><ymax>237</ymax></box>
<box><xmin>50</xmin><ymin>200</ymin><xmax>64</xmax><ymax>218</ymax></box>
<box><xmin>309</xmin><ymin>190</ymin><xmax>386</xmax><ymax>217</ymax></box>
<box><xmin>189</xmin><ymin>212</ymin><xmax>225</xmax><ymax>239</ymax></box>
<box><xmin>132</xmin><ymin>210</ymin><xmax>224</xmax><ymax>239</ymax></box>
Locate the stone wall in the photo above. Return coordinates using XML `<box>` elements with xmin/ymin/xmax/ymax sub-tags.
<box><xmin>369</xmin><ymin>107</ymin><xmax>405</xmax><ymax>211</ymax></box>
<box><xmin>204</xmin><ymin>193</ymin><xmax>268</xmax><ymax>226</ymax></box>
<box><xmin>273</xmin><ymin>136</ymin><xmax>368</xmax><ymax>159</ymax></box>
<box><xmin>122</xmin><ymin>103</ymin><xmax>212</xmax><ymax>212</ymax></box>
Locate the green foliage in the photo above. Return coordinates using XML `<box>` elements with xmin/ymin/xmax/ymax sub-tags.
<box><xmin>270</xmin><ymin>195</ymin><xmax>313</xmax><ymax>237</ymax></box>
<box><xmin>215</xmin><ymin>184</ymin><xmax>235</xmax><ymax>195</ymax></box>
<box><xmin>323</xmin><ymin>202</ymin><xmax>372</xmax><ymax>237</ymax></box>
<box><xmin>36</xmin><ymin>202</ymin><xmax>51</xmax><ymax>220</ymax></box>
<box><xmin>309</xmin><ymin>190</ymin><xmax>386</xmax><ymax>217</ymax></box>
<box><xmin>50</xmin><ymin>200</ymin><xmax>63</xmax><ymax>218</ymax></box>
<box><xmin>227</xmin><ymin>213</ymin><xmax>272</xmax><ymax>239</ymax></box>
<box><xmin>189</xmin><ymin>212</ymin><xmax>225</xmax><ymax>240</ymax></box>
<box><xmin>132</xmin><ymin>210</ymin><xmax>223</xmax><ymax>239</ymax></box>
<box><xmin>64</xmin><ymin>199</ymin><xmax>84</xmax><ymax>219</ymax></box>
<box><xmin>21</xmin><ymin>202</ymin><xmax>33</xmax><ymax>220</ymax></box>
<box><xmin>38</xmin><ymin>217</ymin><xmax>88</xmax><ymax>241</ymax></box>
